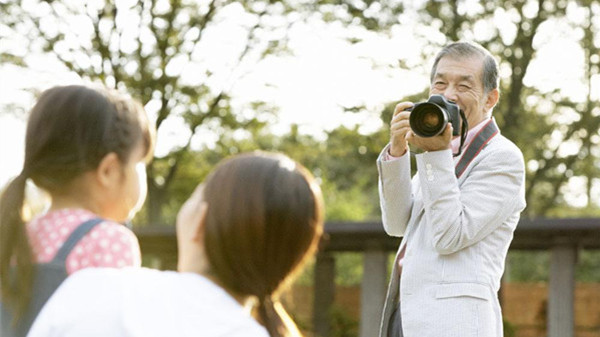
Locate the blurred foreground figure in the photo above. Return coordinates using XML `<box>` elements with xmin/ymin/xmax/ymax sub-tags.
<box><xmin>0</xmin><ymin>85</ymin><xmax>154</xmax><ymax>337</ymax></box>
<box><xmin>28</xmin><ymin>152</ymin><xmax>324</xmax><ymax>337</ymax></box>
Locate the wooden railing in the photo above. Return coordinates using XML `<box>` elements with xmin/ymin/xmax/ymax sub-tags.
<box><xmin>135</xmin><ymin>218</ymin><xmax>600</xmax><ymax>337</ymax></box>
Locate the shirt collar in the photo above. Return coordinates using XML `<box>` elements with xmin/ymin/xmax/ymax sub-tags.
<box><xmin>451</xmin><ymin>118</ymin><xmax>492</xmax><ymax>154</ymax></box>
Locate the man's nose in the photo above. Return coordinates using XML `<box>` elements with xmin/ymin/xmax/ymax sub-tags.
<box><xmin>442</xmin><ymin>86</ymin><xmax>458</xmax><ymax>102</ymax></box>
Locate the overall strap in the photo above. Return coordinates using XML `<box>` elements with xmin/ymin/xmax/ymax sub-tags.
<box><xmin>51</xmin><ymin>218</ymin><xmax>104</xmax><ymax>264</ymax></box>
<box><xmin>455</xmin><ymin>118</ymin><xmax>499</xmax><ymax>179</ymax></box>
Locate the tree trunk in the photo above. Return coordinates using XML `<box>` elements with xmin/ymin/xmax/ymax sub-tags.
<box><xmin>146</xmin><ymin>177</ymin><xmax>166</xmax><ymax>226</ymax></box>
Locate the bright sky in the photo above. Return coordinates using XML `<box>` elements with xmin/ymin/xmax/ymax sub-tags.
<box><xmin>1</xmin><ymin>1</ymin><xmax>598</xmax><ymax>206</ymax></box>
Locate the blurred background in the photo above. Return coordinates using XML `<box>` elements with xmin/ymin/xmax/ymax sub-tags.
<box><xmin>1</xmin><ymin>0</ymin><xmax>599</xmax><ymax>336</ymax></box>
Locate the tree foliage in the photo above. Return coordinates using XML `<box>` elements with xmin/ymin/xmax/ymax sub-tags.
<box><xmin>424</xmin><ymin>0</ymin><xmax>600</xmax><ymax>216</ymax></box>
<box><xmin>3</xmin><ymin>0</ymin><xmax>299</xmax><ymax>224</ymax></box>
<box><xmin>158</xmin><ymin>121</ymin><xmax>387</xmax><ymax>224</ymax></box>
<box><xmin>354</xmin><ymin>0</ymin><xmax>600</xmax><ymax>216</ymax></box>
<box><xmin>4</xmin><ymin>0</ymin><xmax>600</xmax><ymax>224</ymax></box>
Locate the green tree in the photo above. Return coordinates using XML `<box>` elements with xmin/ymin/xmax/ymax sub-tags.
<box><xmin>341</xmin><ymin>0</ymin><xmax>600</xmax><ymax>216</ymax></box>
<box><xmin>5</xmin><ymin>0</ymin><xmax>301</xmax><ymax>224</ymax></box>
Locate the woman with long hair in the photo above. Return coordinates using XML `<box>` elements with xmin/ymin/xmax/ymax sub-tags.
<box><xmin>27</xmin><ymin>152</ymin><xmax>324</xmax><ymax>337</ymax></box>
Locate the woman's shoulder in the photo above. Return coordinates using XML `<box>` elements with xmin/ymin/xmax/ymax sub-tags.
<box><xmin>62</xmin><ymin>268</ymin><xmax>228</xmax><ymax>302</ymax></box>
<box><xmin>64</xmin><ymin>269</ymin><xmax>269</xmax><ymax>334</ymax></box>
<box><xmin>60</xmin><ymin>267</ymin><xmax>150</xmax><ymax>289</ymax></box>
<box><xmin>112</xmin><ymin>270</ymin><xmax>268</xmax><ymax>336</ymax></box>
<box><xmin>31</xmin><ymin>268</ymin><xmax>269</xmax><ymax>337</ymax></box>
<box><xmin>166</xmin><ymin>273</ymin><xmax>269</xmax><ymax>336</ymax></box>
<box><xmin>28</xmin><ymin>268</ymin><xmax>155</xmax><ymax>337</ymax></box>
<box><xmin>40</xmin><ymin>268</ymin><xmax>166</xmax><ymax>313</ymax></box>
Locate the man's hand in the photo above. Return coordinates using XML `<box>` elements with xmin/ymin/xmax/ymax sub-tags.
<box><xmin>407</xmin><ymin>123</ymin><xmax>453</xmax><ymax>152</ymax></box>
<box><xmin>389</xmin><ymin>102</ymin><xmax>414</xmax><ymax>157</ymax></box>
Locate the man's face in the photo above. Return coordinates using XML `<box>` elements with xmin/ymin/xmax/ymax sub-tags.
<box><xmin>430</xmin><ymin>55</ymin><xmax>494</xmax><ymax>130</ymax></box>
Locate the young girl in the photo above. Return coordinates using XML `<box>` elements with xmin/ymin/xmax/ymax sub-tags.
<box><xmin>27</xmin><ymin>152</ymin><xmax>324</xmax><ymax>337</ymax></box>
<box><xmin>0</xmin><ymin>85</ymin><xmax>154</xmax><ymax>336</ymax></box>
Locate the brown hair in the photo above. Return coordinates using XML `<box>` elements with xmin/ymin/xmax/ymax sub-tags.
<box><xmin>0</xmin><ymin>85</ymin><xmax>154</xmax><ymax>319</ymax></box>
<box><xmin>202</xmin><ymin>152</ymin><xmax>324</xmax><ymax>337</ymax></box>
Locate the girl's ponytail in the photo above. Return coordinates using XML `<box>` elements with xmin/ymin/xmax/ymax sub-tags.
<box><xmin>256</xmin><ymin>296</ymin><xmax>302</xmax><ymax>337</ymax></box>
<box><xmin>202</xmin><ymin>153</ymin><xmax>324</xmax><ymax>337</ymax></box>
<box><xmin>0</xmin><ymin>85</ymin><xmax>154</xmax><ymax>322</ymax></box>
<box><xmin>0</xmin><ymin>172</ymin><xmax>34</xmax><ymax>320</ymax></box>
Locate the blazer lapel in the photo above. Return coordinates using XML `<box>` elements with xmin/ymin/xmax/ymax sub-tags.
<box><xmin>412</xmin><ymin>176</ymin><xmax>424</xmax><ymax>214</ymax></box>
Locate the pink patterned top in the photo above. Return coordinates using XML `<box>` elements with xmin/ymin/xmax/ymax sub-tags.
<box><xmin>26</xmin><ymin>208</ymin><xmax>142</xmax><ymax>274</ymax></box>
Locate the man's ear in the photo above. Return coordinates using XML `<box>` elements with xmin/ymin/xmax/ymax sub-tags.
<box><xmin>485</xmin><ymin>88</ymin><xmax>499</xmax><ymax>110</ymax></box>
<box><xmin>96</xmin><ymin>152</ymin><xmax>121</xmax><ymax>188</ymax></box>
<box><xmin>191</xmin><ymin>202</ymin><xmax>208</xmax><ymax>243</ymax></box>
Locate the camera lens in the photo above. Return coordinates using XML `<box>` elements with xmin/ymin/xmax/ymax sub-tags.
<box><xmin>422</xmin><ymin>111</ymin><xmax>440</xmax><ymax>129</ymax></box>
<box><xmin>409</xmin><ymin>103</ymin><xmax>448</xmax><ymax>137</ymax></box>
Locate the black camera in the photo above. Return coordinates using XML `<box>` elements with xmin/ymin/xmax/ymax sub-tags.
<box><xmin>408</xmin><ymin>94</ymin><xmax>463</xmax><ymax>138</ymax></box>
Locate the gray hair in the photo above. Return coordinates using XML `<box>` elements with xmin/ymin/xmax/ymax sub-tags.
<box><xmin>430</xmin><ymin>41</ymin><xmax>499</xmax><ymax>93</ymax></box>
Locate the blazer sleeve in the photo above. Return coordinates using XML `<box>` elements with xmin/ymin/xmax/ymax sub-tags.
<box><xmin>377</xmin><ymin>144</ymin><xmax>414</xmax><ymax>237</ymax></box>
<box><xmin>416</xmin><ymin>144</ymin><xmax>526</xmax><ymax>255</ymax></box>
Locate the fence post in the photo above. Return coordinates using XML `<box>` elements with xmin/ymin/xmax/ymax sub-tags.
<box><xmin>360</xmin><ymin>245</ymin><xmax>387</xmax><ymax>337</ymax></box>
<box><xmin>314</xmin><ymin>252</ymin><xmax>335</xmax><ymax>337</ymax></box>
<box><xmin>548</xmin><ymin>244</ymin><xmax>577</xmax><ymax>337</ymax></box>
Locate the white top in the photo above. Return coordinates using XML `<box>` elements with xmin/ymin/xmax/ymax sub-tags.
<box><xmin>27</xmin><ymin>268</ymin><xmax>269</xmax><ymax>337</ymax></box>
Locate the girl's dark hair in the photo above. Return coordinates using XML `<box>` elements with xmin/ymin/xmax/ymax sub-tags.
<box><xmin>0</xmin><ymin>85</ymin><xmax>154</xmax><ymax>319</ymax></box>
<box><xmin>202</xmin><ymin>152</ymin><xmax>324</xmax><ymax>337</ymax></box>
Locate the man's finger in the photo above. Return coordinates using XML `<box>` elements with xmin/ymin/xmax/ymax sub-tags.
<box><xmin>444</xmin><ymin>124</ymin><xmax>453</xmax><ymax>141</ymax></box>
<box><xmin>391</xmin><ymin>119</ymin><xmax>410</xmax><ymax>130</ymax></box>
<box><xmin>393</xmin><ymin>102</ymin><xmax>414</xmax><ymax>117</ymax></box>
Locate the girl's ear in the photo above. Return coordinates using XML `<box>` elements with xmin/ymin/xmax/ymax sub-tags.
<box><xmin>96</xmin><ymin>152</ymin><xmax>122</xmax><ymax>188</ymax></box>
<box><xmin>191</xmin><ymin>202</ymin><xmax>208</xmax><ymax>243</ymax></box>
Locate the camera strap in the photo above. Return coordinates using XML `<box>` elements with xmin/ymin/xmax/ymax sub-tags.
<box><xmin>455</xmin><ymin>118</ymin><xmax>499</xmax><ymax>179</ymax></box>
<box><xmin>452</xmin><ymin>109</ymin><xmax>469</xmax><ymax>158</ymax></box>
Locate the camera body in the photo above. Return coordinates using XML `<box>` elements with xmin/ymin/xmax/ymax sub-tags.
<box><xmin>408</xmin><ymin>94</ymin><xmax>462</xmax><ymax>137</ymax></box>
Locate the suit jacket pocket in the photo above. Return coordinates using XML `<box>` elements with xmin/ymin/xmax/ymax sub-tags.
<box><xmin>430</xmin><ymin>283</ymin><xmax>496</xmax><ymax>337</ymax></box>
<box><xmin>435</xmin><ymin>282</ymin><xmax>491</xmax><ymax>301</ymax></box>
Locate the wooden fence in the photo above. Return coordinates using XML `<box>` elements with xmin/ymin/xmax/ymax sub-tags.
<box><xmin>136</xmin><ymin>218</ymin><xmax>600</xmax><ymax>337</ymax></box>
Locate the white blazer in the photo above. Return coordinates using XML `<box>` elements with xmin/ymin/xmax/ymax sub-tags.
<box><xmin>377</xmin><ymin>129</ymin><xmax>526</xmax><ymax>337</ymax></box>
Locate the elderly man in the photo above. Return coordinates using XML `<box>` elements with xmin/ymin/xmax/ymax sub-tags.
<box><xmin>377</xmin><ymin>41</ymin><xmax>526</xmax><ymax>337</ymax></box>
